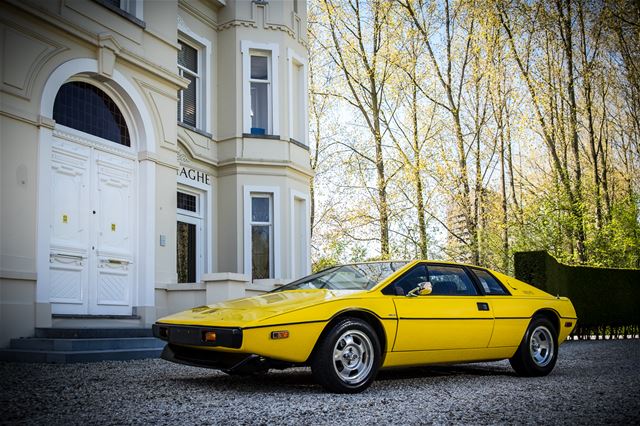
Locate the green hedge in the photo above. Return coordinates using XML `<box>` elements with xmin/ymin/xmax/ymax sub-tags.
<box><xmin>514</xmin><ymin>251</ymin><xmax>640</xmax><ymax>337</ymax></box>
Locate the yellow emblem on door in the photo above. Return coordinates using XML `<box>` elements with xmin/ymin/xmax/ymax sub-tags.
<box><xmin>62</xmin><ymin>214</ymin><xmax>68</xmax><ymax>223</ymax></box>
<box><xmin>111</xmin><ymin>223</ymin><xmax>116</xmax><ymax>231</ymax></box>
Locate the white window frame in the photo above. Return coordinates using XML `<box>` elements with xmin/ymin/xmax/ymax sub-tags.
<box><xmin>242</xmin><ymin>41</ymin><xmax>280</xmax><ymax>136</ymax></box>
<box><xmin>287</xmin><ymin>48</ymin><xmax>308</xmax><ymax>145</ymax></box>
<box><xmin>249</xmin><ymin>52</ymin><xmax>272</xmax><ymax>134</ymax></box>
<box><xmin>177</xmin><ymin>171</ymin><xmax>213</xmax><ymax>281</ymax></box>
<box><xmin>177</xmin><ymin>19</ymin><xmax>212</xmax><ymax>133</ymax></box>
<box><xmin>290</xmin><ymin>189</ymin><xmax>311</xmax><ymax>278</ymax></box>
<box><xmin>244</xmin><ymin>185</ymin><xmax>281</xmax><ymax>279</ymax></box>
<box><xmin>176</xmin><ymin>188</ymin><xmax>203</xmax><ymax>284</ymax></box>
<box><xmin>250</xmin><ymin>193</ymin><xmax>273</xmax><ymax>279</ymax></box>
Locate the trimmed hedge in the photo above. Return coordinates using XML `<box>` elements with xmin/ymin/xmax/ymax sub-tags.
<box><xmin>514</xmin><ymin>251</ymin><xmax>640</xmax><ymax>338</ymax></box>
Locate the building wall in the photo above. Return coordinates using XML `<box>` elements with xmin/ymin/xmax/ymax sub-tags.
<box><xmin>0</xmin><ymin>0</ymin><xmax>311</xmax><ymax>348</ymax></box>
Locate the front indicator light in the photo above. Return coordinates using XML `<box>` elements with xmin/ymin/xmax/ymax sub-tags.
<box><xmin>270</xmin><ymin>330</ymin><xmax>289</xmax><ymax>339</ymax></box>
<box><xmin>203</xmin><ymin>331</ymin><xmax>217</xmax><ymax>342</ymax></box>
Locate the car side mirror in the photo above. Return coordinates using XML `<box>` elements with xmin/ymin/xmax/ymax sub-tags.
<box><xmin>408</xmin><ymin>281</ymin><xmax>432</xmax><ymax>297</ymax></box>
<box><xmin>417</xmin><ymin>281</ymin><xmax>432</xmax><ymax>295</ymax></box>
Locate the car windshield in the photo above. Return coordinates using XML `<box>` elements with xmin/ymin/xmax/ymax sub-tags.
<box><xmin>273</xmin><ymin>261</ymin><xmax>408</xmax><ymax>292</ymax></box>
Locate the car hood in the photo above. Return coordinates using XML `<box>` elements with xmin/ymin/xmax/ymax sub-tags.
<box><xmin>156</xmin><ymin>289</ymin><xmax>360</xmax><ymax>327</ymax></box>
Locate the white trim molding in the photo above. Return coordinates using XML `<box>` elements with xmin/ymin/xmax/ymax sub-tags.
<box><xmin>177</xmin><ymin>171</ymin><xmax>214</xmax><ymax>278</ymax></box>
<box><xmin>289</xmin><ymin>189</ymin><xmax>311</xmax><ymax>278</ymax></box>
<box><xmin>286</xmin><ymin>48</ymin><xmax>308</xmax><ymax>145</ymax></box>
<box><xmin>243</xmin><ymin>185</ymin><xmax>281</xmax><ymax>280</ymax></box>
<box><xmin>241</xmin><ymin>40</ymin><xmax>280</xmax><ymax>136</ymax></box>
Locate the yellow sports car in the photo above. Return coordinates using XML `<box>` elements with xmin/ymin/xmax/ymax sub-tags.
<box><xmin>153</xmin><ymin>261</ymin><xmax>577</xmax><ymax>393</ymax></box>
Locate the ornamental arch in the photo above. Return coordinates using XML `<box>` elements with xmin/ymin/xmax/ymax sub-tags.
<box><xmin>35</xmin><ymin>58</ymin><xmax>157</xmax><ymax>319</ymax></box>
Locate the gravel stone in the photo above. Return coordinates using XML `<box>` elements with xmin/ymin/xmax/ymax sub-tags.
<box><xmin>1</xmin><ymin>340</ymin><xmax>639</xmax><ymax>425</ymax></box>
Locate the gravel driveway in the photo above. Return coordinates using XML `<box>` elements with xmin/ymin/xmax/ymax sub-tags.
<box><xmin>1</xmin><ymin>339</ymin><xmax>639</xmax><ymax>425</ymax></box>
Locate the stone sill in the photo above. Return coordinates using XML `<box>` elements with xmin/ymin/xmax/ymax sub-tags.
<box><xmin>178</xmin><ymin>122</ymin><xmax>213</xmax><ymax>139</ymax></box>
<box><xmin>94</xmin><ymin>0</ymin><xmax>146</xmax><ymax>28</ymax></box>
<box><xmin>164</xmin><ymin>283</ymin><xmax>206</xmax><ymax>291</ymax></box>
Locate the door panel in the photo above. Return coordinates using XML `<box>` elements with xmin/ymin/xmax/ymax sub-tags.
<box><xmin>49</xmin><ymin>140</ymin><xmax>91</xmax><ymax>313</ymax></box>
<box><xmin>97</xmin><ymin>264</ymin><xmax>130</xmax><ymax>305</ymax></box>
<box><xmin>49</xmin><ymin>263</ymin><xmax>85</xmax><ymax>304</ymax></box>
<box><xmin>95</xmin><ymin>152</ymin><xmax>134</xmax><ymax>256</ymax></box>
<box><xmin>93</xmin><ymin>150</ymin><xmax>135</xmax><ymax>313</ymax></box>
<box><xmin>393</xmin><ymin>297</ymin><xmax>494</xmax><ymax>351</ymax></box>
<box><xmin>49</xmin><ymin>137</ymin><xmax>136</xmax><ymax>315</ymax></box>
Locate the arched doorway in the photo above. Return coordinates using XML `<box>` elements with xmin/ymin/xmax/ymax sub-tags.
<box><xmin>48</xmin><ymin>80</ymin><xmax>137</xmax><ymax>315</ymax></box>
<box><xmin>36</xmin><ymin>58</ymin><xmax>157</xmax><ymax>324</ymax></box>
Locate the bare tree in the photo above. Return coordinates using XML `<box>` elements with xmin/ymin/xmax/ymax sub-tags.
<box><xmin>319</xmin><ymin>0</ymin><xmax>397</xmax><ymax>257</ymax></box>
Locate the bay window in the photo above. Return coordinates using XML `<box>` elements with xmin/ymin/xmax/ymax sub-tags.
<box><xmin>244</xmin><ymin>185</ymin><xmax>281</xmax><ymax>280</ymax></box>
<box><xmin>242</xmin><ymin>41</ymin><xmax>279</xmax><ymax>136</ymax></box>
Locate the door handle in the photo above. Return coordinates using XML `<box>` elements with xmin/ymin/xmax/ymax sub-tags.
<box><xmin>477</xmin><ymin>302</ymin><xmax>490</xmax><ymax>311</ymax></box>
<box><xmin>50</xmin><ymin>252</ymin><xmax>86</xmax><ymax>260</ymax></box>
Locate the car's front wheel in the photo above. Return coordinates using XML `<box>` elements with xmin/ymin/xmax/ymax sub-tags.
<box><xmin>510</xmin><ymin>316</ymin><xmax>558</xmax><ymax>376</ymax></box>
<box><xmin>311</xmin><ymin>318</ymin><xmax>381</xmax><ymax>393</ymax></box>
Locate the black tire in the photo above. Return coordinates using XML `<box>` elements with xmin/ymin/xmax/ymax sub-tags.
<box><xmin>510</xmin><ymin>316</ymin><xmax>558</xmax><ymax>377</ymax></box>
<box><xmin>311</xmin><ymin>318</ymin><xmax>381</xmax><ymax>393</ymax></box>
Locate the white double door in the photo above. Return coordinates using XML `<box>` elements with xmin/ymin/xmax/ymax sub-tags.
<box><xmin>49</xmin><ymin>136</ymin><xmax>136</xmax><ymax>315</ymax></box>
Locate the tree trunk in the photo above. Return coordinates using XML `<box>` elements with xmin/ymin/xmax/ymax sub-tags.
<box><xmin>412</xmin><ymin>82</ymin><xmax>428</xmax><ymax>259</ymax></box>
<box><xmin>557</xmin><ymin>0</ymin><xmax>587</xmax><ymax>262</ymax></box>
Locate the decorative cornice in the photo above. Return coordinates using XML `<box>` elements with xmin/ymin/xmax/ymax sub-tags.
<box><xmin>217</xmin><ymin>158</ymin><xmax>314</xmax><ymax>178</ymax></box>
<box><xmin>179</xmin><ymin>0</ymin><xmax>219</xmax><ymax>31</ymax></box>
<box><xmin>217</xmin><ymin>19</ymin><xmax>258</xmax><ymax>31</ymax></box>
<box><xmin>0</xmin><ymin>269</ymin><xmax>37</xmax><ymax>281</ymax></box>
<box><xmin>5</xmin><ymin>0</ymin><xmax>186</xmax><ymax>90</ymax></box>
<box><xmin>0</xmin><ymin>108</ymin><xmax>39</xmax><ymax>126</ymax></box>
<box><xmin>53</xmin><ymin>128</ymin><xmax>137</xmax><ymax>159</ymax></box>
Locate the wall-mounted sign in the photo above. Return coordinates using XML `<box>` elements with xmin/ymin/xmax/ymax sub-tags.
<box><xmin>178</xmin><ymin>166</ymin><xmax>210</xmax><ymax>185</ymax></box>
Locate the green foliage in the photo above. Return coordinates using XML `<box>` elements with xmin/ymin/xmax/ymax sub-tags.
<box><xmin>585</xmin><ymin>196</ymin><xmax>640</xmax><ymax>268</ymax></box>
<box><xmin>311</xmin><ymin>239</ymin><xmax>346</xmax><ymax>273</ymax></box>
<box><xmin>312</xmin><ymin>257</ymin><xmax>339</xmax><ymax>273</ymax></box>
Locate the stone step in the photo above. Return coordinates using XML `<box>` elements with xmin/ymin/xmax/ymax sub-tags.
<box><xmin>34</xmin><ymin>328</ymin><xmax>153</xmax><ymax>339</ymax></box>
<box><xmin>9</xmin><ymin>337</ymin><xmax>164</xmax><ymax>352</ymax></box>
<box><xmin>0</xmin><ymin>347</ymin><xmax>163</xmax><ymax>363</ymax></box>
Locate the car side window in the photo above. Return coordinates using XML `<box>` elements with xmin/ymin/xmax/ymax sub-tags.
<box><xmin>427</xmin><ymin>265</ymin><xmax>478</xmax><ymax>296</ymax></box>
<box><xmin>472</xmin><ymin>269</ymin><xmax>509</xmax><ymax>295</ymax></box>
<box><xmin>382</xmin><ymin>265</ymin><xmax>428</xmax><ymax>296</ymax></box>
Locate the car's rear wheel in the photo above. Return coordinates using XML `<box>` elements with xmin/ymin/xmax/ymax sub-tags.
<box><xmin>510</xmin><ymin>316</ymin><xmax>558</xmax><ymax>376</ymax></box>
<box><xmin>311</xmin><ymin>318</ymin><xmax>381</xmax><ymax>393</ymax></box>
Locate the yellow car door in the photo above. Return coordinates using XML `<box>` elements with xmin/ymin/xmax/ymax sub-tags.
<box><xmin>390</xmin><ymin>263</ymin><xmax>495</xmax><ymax>351</ymax></box>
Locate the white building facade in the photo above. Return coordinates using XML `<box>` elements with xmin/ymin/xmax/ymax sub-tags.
<box><xmin>0</xmin><ymin>0</ymin><xmax>312</xmax><ymax>347</ymax></box>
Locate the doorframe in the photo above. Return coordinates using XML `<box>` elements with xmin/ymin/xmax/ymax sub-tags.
<box><xmin>177</xmin><ymin>173</ymin><xmax>213</xmax><ymax>278</ymax></box>
<box><xmin>36</xmin><ymin>58</ymin><xmax>157</xmax><ymax>324</ymax></box>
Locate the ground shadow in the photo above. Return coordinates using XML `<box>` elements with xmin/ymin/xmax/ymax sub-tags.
<box><xmin>170</xmin><ymin>362</ymin><xmax>515</xmax><ymax>393</ymax></box>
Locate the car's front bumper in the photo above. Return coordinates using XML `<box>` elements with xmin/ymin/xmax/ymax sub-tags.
<box><xmin>159</xmin><ymin>343</ymin><xmax>264</xmax><ymax>372</ymax></box>
<box><xmin>152</xmin><ymin>323</ymin><xmax>243</xmax><ymax>348</ymax></box>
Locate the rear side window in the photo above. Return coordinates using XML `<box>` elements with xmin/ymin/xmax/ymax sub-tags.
<box><xmin>427</xmin><ymin>265</ymin><xmax>477</xmax><ymax>296</ymax></box>
<box><xmin>473</xmin><ymin>269</ymin><xmax>509</xmax><ymax>295</ymax></box>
